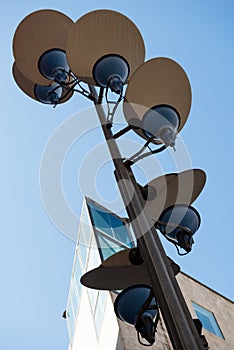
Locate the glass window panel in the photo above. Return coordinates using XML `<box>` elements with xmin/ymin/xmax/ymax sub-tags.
<box><xmin>70</xmin><ymin>281</ymin><xmax>79</xmax><ymax>316</ymax></box>
<box><xmin>79</xmin><ymin>220</ymin><xmax>92</xmax><ymax>249</ymax></box>
<box><xmin>78</xmin><ymin>244</ymin><xmax>89</xmax><ymax>270</ymax></box>
<box><xmin>192</xmin><ymin>302</ymin><xmax>224</xmax><ymax>339</ymax></box>
<box><xmin>72</xmin><ymin>277</ymin><xmax>80</xmax><ymax>304</ymax></box>
<box><xmin>67</xmin><ymin>297</ymin><xmax>76</xmax><ymax>341</ymax></box>
<box><xmin>109</xmin><ymin>215</ymin><xmax>131</xmax><ymax>245</ymax></box>
<box><xmin>88</xmin><ymin>287</ymin><xmax>99</xmax><ymax>314</ymax></box>
<box><xmin>87</xmin><ymin>200</ymin><xmax>134</xmax><ymax>247</ymax></box>
<box><xmin>96</xmin><ymin>232</ymin><xmax>125</xmax><ymax>261</ymax></box>
<box><xmin>88</xmin><ymin>202</ymin><xmax>114</xmax><ymax>237</ymax></box>
<box><xmin>94</xmin><ymin>297</ymin><xmax>105</xmax><ymax>337</ymax></box>
<box><xmin>86</xmin><ymin>241</ymin><xmax>101</xmax><ymax>313</ymax></box>
<box><xmin>97</xmin><ymin>290</ymin><xmax>107</xmax><ymax>309</ymax></box>
<box><xmin>94</xmin><ymin>291</ymin><xmax>107</xmax><ymax>337</ymax></box>
<box><xmin>87</xmin><ymin>243</ymin><xmax>101</xmax><ymax>270</ymax></box>
<box><xmin>74</xmin><ymin>253</ymin><xmax>82</xmax><ymax>295</ymax></box>
<box><xmin>82</xmin><ymin>202</ymin><xmax>93</xmax><ymax>225</ymax></box>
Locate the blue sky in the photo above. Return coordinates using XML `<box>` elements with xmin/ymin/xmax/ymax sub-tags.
<box><xmin>1</xmin><ymin>1</ymin><xmax>234</xmax><ymax>350</ymax></box>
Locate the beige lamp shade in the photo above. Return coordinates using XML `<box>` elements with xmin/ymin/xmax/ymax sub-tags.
<box><xmin>13</xmin><ymin>9</ymin><xmax>74</xmax><ymax>85</ymax></box>
<box><xmin>13</xmin><ymin>62</ymin><xmax>73</xmax><ymax>104</ymax></box>
<box><xmin>66</xmin><ymin>10</ymin><xmax>145</xmax><ymax>85</ymax></box>
<box><xmin>81</xmin><ymin>248</ymin><xmax>180</xmax><ymax>291</ymax></box>
<box><xmin>144</xmin><ymin>169</ymin><xmax>206</xmax><ymax>225</ymax></box>
<box><xmin>123</xmin><ymin>58</ymin><xmax>192</xmax><ymax>143</ymax></box>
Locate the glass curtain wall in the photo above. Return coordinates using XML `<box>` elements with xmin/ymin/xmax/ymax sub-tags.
<box><xmin>66</xmin><ymin>198</ymin><xmax>135</xmax><ymax>345</ymax></box>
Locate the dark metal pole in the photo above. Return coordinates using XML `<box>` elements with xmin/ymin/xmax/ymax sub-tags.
<box><xmin>89</xmin><ymin>86</ymin><xmax>205</xmax><ymax>350</ymax></box>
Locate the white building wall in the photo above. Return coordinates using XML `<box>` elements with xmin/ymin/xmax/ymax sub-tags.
<box><xmin>70</xmin><ymin>288</ymin><xmax>120</xmax><ymax>350</ymax></box>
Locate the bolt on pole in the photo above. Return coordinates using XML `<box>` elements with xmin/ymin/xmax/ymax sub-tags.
<box><xmin>89</xmin><ymin>85</ymin><xmax>205</xmax><ymax>350</ymax></box>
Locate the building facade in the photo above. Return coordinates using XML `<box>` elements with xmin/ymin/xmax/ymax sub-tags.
<box><xmin>65</xmin><ymin>198</ymin><xmax>234</xmax><ymax>350</ymax></box>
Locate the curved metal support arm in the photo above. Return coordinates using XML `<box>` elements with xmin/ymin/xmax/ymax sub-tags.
<box><xmin>58</xmin><ymin>79</ymin><xmax>96</xmax><ymax>104</ymax></box>
<box><xmin>124</xmin><ymin>140</ymin><xmax>166</xmax><ymax>166</ymax></box>
<box><xmin>113</xmin><ymin>125</ymin><xmax>132</xmax><ymax>139</ymax></box>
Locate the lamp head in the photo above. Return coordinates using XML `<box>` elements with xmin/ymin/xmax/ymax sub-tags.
<box><xmin>12</xmin><ymin>62</ymin><xmax>73</xmax><ymax>105</ymax></box>
<box><xmin>157</xmin><ymin>204</ymin><xmax>201</xmax><ymax>253</ymax></box>
<box><xmin>34</xmin><ymin>83</ymin><xmax>63</xmax><ymax>104</ymax></box>
<box><xmin>66</xmin><ymin>10</ymin><xmax>145</xmax><ymax>85</ymax></box>
<box><xmin>114</xmin><ymin>284</ymin><xmax>158</xmax><ymax>345</ymax></box>
<box><xmin>93</xmin><ymin>54</ymin><xmax>129</xmax><ymax>94</ymax></box>
<box><xmin>38</xmin><ymin>49</ymin><xmax>70</xmax><ymax>84</ymax></box>
<box><xmin>123</xmin><ymin>58</ymin><xmax>192</xmax><ymax>146</ymax></box>
<box><xmin>142</xmin><ymin>105</ymin><xmax>180</xmax><ymax>147</ymax></box>
<box><xmin>12</xmin><ymin>10</ymin><xmax>73</xmax><ymax>85</ymax></box>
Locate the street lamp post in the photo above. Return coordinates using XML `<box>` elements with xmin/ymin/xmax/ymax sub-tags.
<box><xmin>90</xmin><ymin>86</ymin><xmax>205</xmax><ymax>350</ymax></box>
<box><xmin>12</xmin><ymin>9</ymin><xmax>208</xmax><ymax>350</ymax></box>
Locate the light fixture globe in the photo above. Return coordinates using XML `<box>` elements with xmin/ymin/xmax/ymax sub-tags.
<box><xmin>66</xmin><ymin>10</ymin><xmax>145</xmax><ymax>85</ymax></box>
<box><xmin>38</xmin><ymin>49</ymin><xmax>69</xmax><ymax>84</ymax></box>
<box><xmin>114</xmin><ymin>284</ymin><xmax>159</xmax><ymax>345</ymax></box>
<box><xmin>92</xmin><ymin>54</ymin><xmax>129</xmax><ymax>94</ymax></box>
<box><xmin>142</xmin><ymin>105</ymin><xmax>180</xmax><ymax>147</ymax></box>
<box><xmin>34</xmin><ymin>84</ymin><xmax>63</xmax><ymax>104</ymax></box>
<box><xmin>123</xmin><ymin>57</ymin><xmax>192</xmax><ymax>145</ymax></box>
<box><xmin>114</xmin><ymin>284</ymin><xmax>157</xmax><ymax>325</ymax></box>
<box><xmin>157</xmin><ymin>204</ymin><xmax>201</xmax><ymax>253</ymax></box>
<box><xmin>13</xmin><ymin>9</ymin><xmax>73</xmax><ymax>85</ymax></box>
<box><xmin>12</xmin><ymin>62</ymin><xmax>73</xmax><ymax>104</ymax></box>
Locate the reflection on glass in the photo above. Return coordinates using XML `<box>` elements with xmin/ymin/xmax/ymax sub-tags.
<box><xmin>87</xmin><ymin>240</ymin><xmax>101</xmax><ymax>313</ymax></box>
<box><xmin>87</xmin><ymin>201</ymin><xmax>133</xmax><ymax>246</ymax></box>
<box><xmin>192</xmin><ymin>302</ymin><xmax>224</xmax><ymax>338</ymax></box>
<box><xmin>88</xmin><ymin>288</ymin><xmax>99</xmax><ymax>314</ymax></box>
<box><xmin>70</xmin><ymin>280</ymin><xmax>79</xmax><ymax>316</ymax></box>
<box><xmin>74</xmin><ymin>252</ymin><xmax>82</xmax><ymax>295</ymax></box>
<box><xmin>94</xmin><ymin>292</ymin><xmax>107</xmax><ymax>337</ymax></box>
<box><xmin>67</xmin><ymin>198</ymin><xmax>137</xmax><ymax>344</ymax></box>
<box><xmin>96</xmin><ymin>232</ymin><xmax>125</xmax><ymax>261</ymax></box>
<box><xmin>67</xmin><ymin>296</ymin><xmax>76</xmax><ymax>341</ymax></box>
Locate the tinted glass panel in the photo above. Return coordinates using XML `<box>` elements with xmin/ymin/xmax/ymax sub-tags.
<box><xmin>74</xmin><ymin>252</ymin><xmax>82</xmax><ymax>295</ymax></box>
<box><xmin>192</xmin><ymin>302</ymin><xmax>224</xmax><ymax>339</ymax></box>
<box><xmin>87</xmin><ymin>201</ymin><xmax>133</xmax><ymax>246</ymax></box>
<box><xmin>67</xmin><ymin>296</ymin><xmax>76</xmax><ymax>341</ymax></box>
<box><xmin>96</xmin><ymin>231</ymin><xmax>125</xmax><ymax>261</ymax></box>
<box><xmin>91</xmin><ymin>206</ymin><xmax>113</xmax><ymax>236</ymax></box>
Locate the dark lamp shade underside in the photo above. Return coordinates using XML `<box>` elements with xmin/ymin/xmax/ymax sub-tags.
<box><xmin>144</xmin><ymin>169</ymin><xmax>206</xmax><ymax>225</ymax></box>
<box><xmin>80</xmin><ymin>248</ymin><xmax>180</xmax><ymax>291</ymax></box>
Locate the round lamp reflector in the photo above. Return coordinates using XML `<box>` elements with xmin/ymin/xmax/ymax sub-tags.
<box><xmin>66</xmin><ymin>10</ymin><xmax>145</xmax><ymax>85</ymax></box>
<box><xmin>142</xmin><ymin>105</ymin><xmax>180</xmax><ymax>147</ymax></box>
<box><xmin>93</xmin><ymin>54</ymin><xmax>129</xmax><ymax>93</ymax></box>
<box><xmin>38</xmin><ymin>49</ymin><xmax>69</xmax><ymax>83</ymax></box>
<box><xmin>13</xmin><ymin>9</ymin><xmax>73</xmax><ymax>85</ymax></box>
<box><xmin>123</xmin><ymin>58</ymin><xmax>191</xmax><ymax>144</ymax></box>
<box><xmin>34</xmin><ymin>84</ymin><xmax>63</xmax><ymax>104</ymax></box>
<box><xmin>158</xmin><ymin>204</ymin><xmax>201</xmax><ymax>241</ymax></box>
<box><xmin>12</xmin><ymin>62</ymin><xmax>73</xmax><ymax>104</ymax></box>
<box><xmin>114</xmin><ymin>284</ymin><xmax>157</xmax><ymax>326</ymax></box>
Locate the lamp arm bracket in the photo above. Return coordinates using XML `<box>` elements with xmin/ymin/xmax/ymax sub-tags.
<box><xmin>124</xmin><ymin>140</ymin><xmax>166</xmax><ymax>167</ymax></box>
<box><xmin>104</xmin><ymin>86</ymin><xmax>124</xmax><ymax>124</ymax></box>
